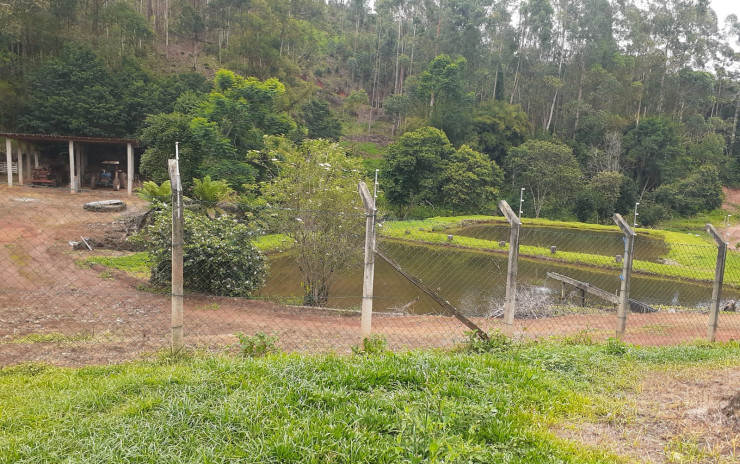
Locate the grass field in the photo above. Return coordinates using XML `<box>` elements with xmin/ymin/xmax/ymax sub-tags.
<box><xmin>2</xmin><ymin>339</ymin><xmax>739</xmax><ymax>463</ymax></box>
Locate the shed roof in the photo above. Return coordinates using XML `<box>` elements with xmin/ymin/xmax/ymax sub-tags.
<box><xmin>0</xmin><ymin>132</ymin><xmax>138</xmax><ymax>145</ymax></box>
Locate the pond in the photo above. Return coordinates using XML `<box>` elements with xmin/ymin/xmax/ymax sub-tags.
<box><xmin>259</xmin><ymin>240</ymin><xmax>737</xmax><ymax>317</ymax></box>
<box><xmin>450</xmin><ymin>224</ymin><xmax>670</xmax><ymax>262</ymax></box>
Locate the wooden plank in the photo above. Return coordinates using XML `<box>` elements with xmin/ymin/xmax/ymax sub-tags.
<box><xmin>375</xmin><ymin>249</ymin><xmax>489</xmax><ymax>341</ymax></box>
<box><xmin>547</xmin><ymin>272</ymin><xmax>619</xmax><ymax>304</ymax></box>
<box><xmin>706</xmin><ymin>223</ymin><xmax>727</xmax><ymax>342</ymax></box>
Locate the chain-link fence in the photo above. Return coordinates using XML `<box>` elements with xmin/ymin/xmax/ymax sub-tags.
<box><xmin>2</xmin><ymin>183</ymin><xmax>740</xmax><ymax>366</ymax></box>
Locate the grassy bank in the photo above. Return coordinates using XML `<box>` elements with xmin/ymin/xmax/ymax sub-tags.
<box><xmin>2</xmin><ymin>341</ymin><xmax>739</xmax><ymax>463</ymax></box>
<box><xmin>82</xmin><ymin>215</ymin><xmax>740</xmax><ymax>287</ymax></box>
<box><xmin>380</xmin><ymin>215</ymin><xmax>740</xmax><ymax>287</ymax></box>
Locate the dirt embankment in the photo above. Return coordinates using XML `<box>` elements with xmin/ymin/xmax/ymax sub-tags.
<box><xmin>722</xmin><ymin>187</ymin><xmax>740</xmax><ymax>247</ymax></box>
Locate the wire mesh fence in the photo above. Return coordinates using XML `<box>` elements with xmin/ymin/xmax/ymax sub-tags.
<box><xmin>2</xmin><ymin>184</ymin><xmax>740</xmax><ymax>366</ymax></box>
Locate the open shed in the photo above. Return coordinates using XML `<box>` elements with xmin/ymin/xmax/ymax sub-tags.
<box><xmin>1</xmin><ymin>132</ymin><xmax>139</xmax><ymax>196</ymax></box>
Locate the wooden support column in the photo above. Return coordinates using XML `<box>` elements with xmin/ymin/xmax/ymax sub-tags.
<box><xmin>168</xmin><ymin>158</ymin><xmax>184</xmax><ymax>353</ymax></box>
<box><xmin>5</xmin><ymin>138</ymin><xmax>12</xmax><ymax>187</ymax></box>
<box><xmin>706</xmin><ymin>224</ymin><xmax>727</xmax><ymax>342</ymax></box>
<box><xmin>68</xmin><ymin>140</ymin><xmax>76</xmax><ymax>193</ymax></box>
<box><xmin>24</xmin><ymin>144</ymin><xmax>31</xmax><ymax>182</ymax></box>
<box><xmin>499</xmin><ymin>200</ymin><xmax>522</xmax><ymax>337</ymax></box>
<box><xmin>34</xmin><ymin>150</ymin><xmax>39</xmax><ymax>168</ymax></box>
<box><xmin>358</xmin><ymin>181</ymin><xmax>377</xmax><ymax>342</ymax></box>
<box><xmin>17</xmin><ymin>144</ymin><xmax>23</xmax><ymax>185</ymax></box>
<box><xmin>127</xmin><ymin>143</ymin><xmax>134</xmax><ymax>196</ymax></box>
<box><xmin>75</xmin><ymin>143</ymin><xmax>82</xmax><ymax>190</ymax></box>
<box><xmin>613</xmin><ymin>214</ymin><xmax>636</xmax><ymax>337</ymax></box>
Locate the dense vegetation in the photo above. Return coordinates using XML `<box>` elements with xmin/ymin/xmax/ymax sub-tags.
<box><xmin>2</xmin><ymin>0</ymin><xmax>740</xmax><ymax>222</ymax></box>
<box><xmin>2</xmin><ymin>340</ymin><xmax>739</xmax><ymax>462</ymax></box>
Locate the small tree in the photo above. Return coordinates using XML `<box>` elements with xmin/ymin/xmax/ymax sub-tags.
<box><xmin>382</xmin><ymin>126</ymin><xmax>454</xmax><ymax>218</ymax></box>
<box><xmin>261</xmin><ymin>137</ymin><xmax>365</xmax><ymax>307</ymax></box>
<box><xmin>300</xmin><ymin>100</ymin><xmax>342</xmax><ymax>141</ymax></box>
<box><xmin>507</xmin><ymin>140</ymin><xmax>582</xmax><ymax>218</ymax></box>
<box><xmin>439</xmin><ymin>145</ymin><xmax>504</xmax><ymax>211</ymax></box>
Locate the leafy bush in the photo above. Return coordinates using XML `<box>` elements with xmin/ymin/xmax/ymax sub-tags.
<box><xmin>135</xmin><ymin>209</ymin><xmax>267</xmax><ymax>297</ymax></box>
<box><xmin>236</xmin><ymin>331</ymin><xmax>279</xmax><ymax>357</ymax></box>
<box><xmin>199</xmin><ymin>160</ymin><xmax>257</xmax><ymax>191</ymax></box>
<box><xmin>352</xmin><ymin>334</ymin><xmax>388</xmax><ymax>355</ymax></box>
<box><xmin>459</xmin><ymin>330</ymin><xmax>512</xmax><ymax>354</ymax></box>
<box><xmin>191</xmin><ymin>175</ymin><xmax>235</xmax><ymax>203</ymax></box>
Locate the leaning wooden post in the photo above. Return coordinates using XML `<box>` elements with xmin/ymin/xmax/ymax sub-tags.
<box><xmin>498</xmin><ymin>200</ymin><xmax>521</xmax><ymax>337</ymax></box>
<box><xmin>613</xmin><ymin>214</ymin><xmax>636</xmax><ymax>337</ymax></box>
<box><xmin>168</xmin><ymin>159</ymin><xmax>184</xmax><ymax>353</ymax></box>
<box><xmin>358</xmin><ymin>181</ymin><xmax>377</xmax><ymax>342</ymax></box>
<box><xmin>706</xmin><ymin>224</ymin><xmax>727</xmax><ymax>342</ymax></box>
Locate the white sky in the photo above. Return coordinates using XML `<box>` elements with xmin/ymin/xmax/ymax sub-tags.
<box><xmin>711</xmin><ymin>0</ymin><xmax>738</xmax><ymax>25</ymax></box>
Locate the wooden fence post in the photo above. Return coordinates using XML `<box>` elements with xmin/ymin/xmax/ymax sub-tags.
<box><xmin>498</xmin><ymin>200</ymin><xmax>521</xmax><ymax>337</ymax></box>
<box><xmin>358</xmin><ymin>182</ymin><xmax>376</xmax><ymax>342</ymax></box>
<box><xmin>613</xmin><ymin>214</ymin><xmax>636</xmax><ymax>337</ymax></box>
<box><xmin>168</xmin><ymin>159</ymin><xmax>184</xmax><ymax>353</ymax></box>
<box><xmin>706</xmin><ymin>224</ymin><xmax>727</xmax><ymax>342</ymax></box>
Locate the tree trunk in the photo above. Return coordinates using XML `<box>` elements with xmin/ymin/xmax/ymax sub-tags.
<box><xmin>731</xmin><ymin>91</ymin><xmax>740</xmax><ymax>152</ymax></box>
<box><xmin>394</xmin><ymin>17</ymin><xmax>401</xmax><ymax>94</ymax></box>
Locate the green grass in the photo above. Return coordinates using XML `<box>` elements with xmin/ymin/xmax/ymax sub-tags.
<box><xmin>81</xmin><ymin>253</ymin><xmax>152</xmax><ymax>278</ymax></box>
<box><xmin>1</xmin><ymin>342</ymin><xmax>739</xmax><ymax>463</ymax></box>
<box><xmin>252</xmin><ymin>233</ymin><xmax>295</xmax><ymax>253</ymax></box>
<box><xmin>6</xmin><ymin>332</ymin><xmax>95</xmax><ymax>344</ymax></box>
<box><xmin>657</xmin><ymin>209</ymin><xmax>731</xmax><ymax>234</ymax></box>
<box><xmin>380</xmin><ymin>215</ymin><xmax>740</xmax><ymax>287</ymax></box>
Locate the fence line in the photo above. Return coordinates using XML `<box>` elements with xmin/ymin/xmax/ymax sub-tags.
<box><xmin>1</xmin><ymin>183</ymin><xmax>739</xmax><ymax>366</ymax></box>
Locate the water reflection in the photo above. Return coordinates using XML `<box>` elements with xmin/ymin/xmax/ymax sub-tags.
<box><xmin>259</xmin><ymin>240</ymin><xmax>736</xmax><ymax>316</ymax></box>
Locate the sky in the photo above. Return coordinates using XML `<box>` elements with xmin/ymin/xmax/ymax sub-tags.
<box><xmin>711</xmin><ymin>0</ymin><xmax>738</xmax><ymax>26</ymax></box>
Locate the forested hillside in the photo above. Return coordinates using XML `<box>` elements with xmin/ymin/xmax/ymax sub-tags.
<box><xmin>2</xmin><ymin>0</ymin><xmax>740</xmax><ymax>222</ymax></box>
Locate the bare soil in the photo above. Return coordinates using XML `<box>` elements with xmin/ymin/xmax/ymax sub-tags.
<box><xmin>723</xmin><ymin>187</ymin><xmax>740</xmax><ymax>247</ymax></box>
<box><xmin>555</xmin><ymin>366</ymin><xmax>740</xmax><ymax>463</ymax></box>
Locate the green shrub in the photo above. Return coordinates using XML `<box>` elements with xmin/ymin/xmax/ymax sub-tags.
<box><xmin>136</xmin><ymin>180</ymin><xmax>171</xmax><ymax>205</ymax></box>
<box><xmin>459</xmin><ymin>330</ymin><xmax>512</xmax><ymax>354</ymax></box>
<box><xmin>192</xmin><ymin>175</ymin><xmax>235</xmax><ymax>203</ymax></box>
<box><xmin>352</xmin><ymin>334</ymin><xmax>388</xmax><ymax>355</ymax></box>
<box><xmin>135</xmin><ymin>209</ymin><xmax>267</xmax><ymax>297</ymax></box>
<box><xmin>236</xmin><ymin>331</ymin><xmax>279</xmax><ymax>357</ymax></box>
<box><xmin>605</xmin><ymin>337</ymin><xmax>630</xmax><ymax>356</ymax></box>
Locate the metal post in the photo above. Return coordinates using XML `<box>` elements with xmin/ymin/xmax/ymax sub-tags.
<box><xmin>358</xmin><ymin>181</ymin><xmax>377</xmax><ymax>341</ymax></box>
<box><xmin>168</xmin><ymin>158</ymin><xmax>184</xmax><ymax>353</ymax></box>
<box><xmin>519</xmin><ymin>187</ymin><xmax>525</xmax><ymax>219</ymax></box>
<box><xmin>725</xmin><ymin>214</ymin><xmax>732</xmax><ymax>240</ymax></box>
<box><xmin>706</xmin><ymin>224</ymin><xmax>727</xmax><ymax>342</ymax></box>
<box><xmin>613</xmin><ymin>213</ymin><xmax>636</xmax><ymax>337</ymax></box>
<box><xmin>633</xmin><ymin>202</ymin><xmax>640</xmax><ymax>229</ymax></box>
<box><xmin>499</xmin><ymin>200</ymin><xmax>521</xmax><ymax>337</ymax></box>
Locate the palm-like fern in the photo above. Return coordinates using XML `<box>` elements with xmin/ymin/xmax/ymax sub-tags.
<box><xmin>136</xmin><ymin>180</ymin><xmax>171</xmax><ymax>205</ymax></box>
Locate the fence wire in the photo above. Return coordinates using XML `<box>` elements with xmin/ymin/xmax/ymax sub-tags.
<box><xmin>2</xmin><ymin>184</ymin><xmax>740</xmax><ymax>367</ymax></box>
